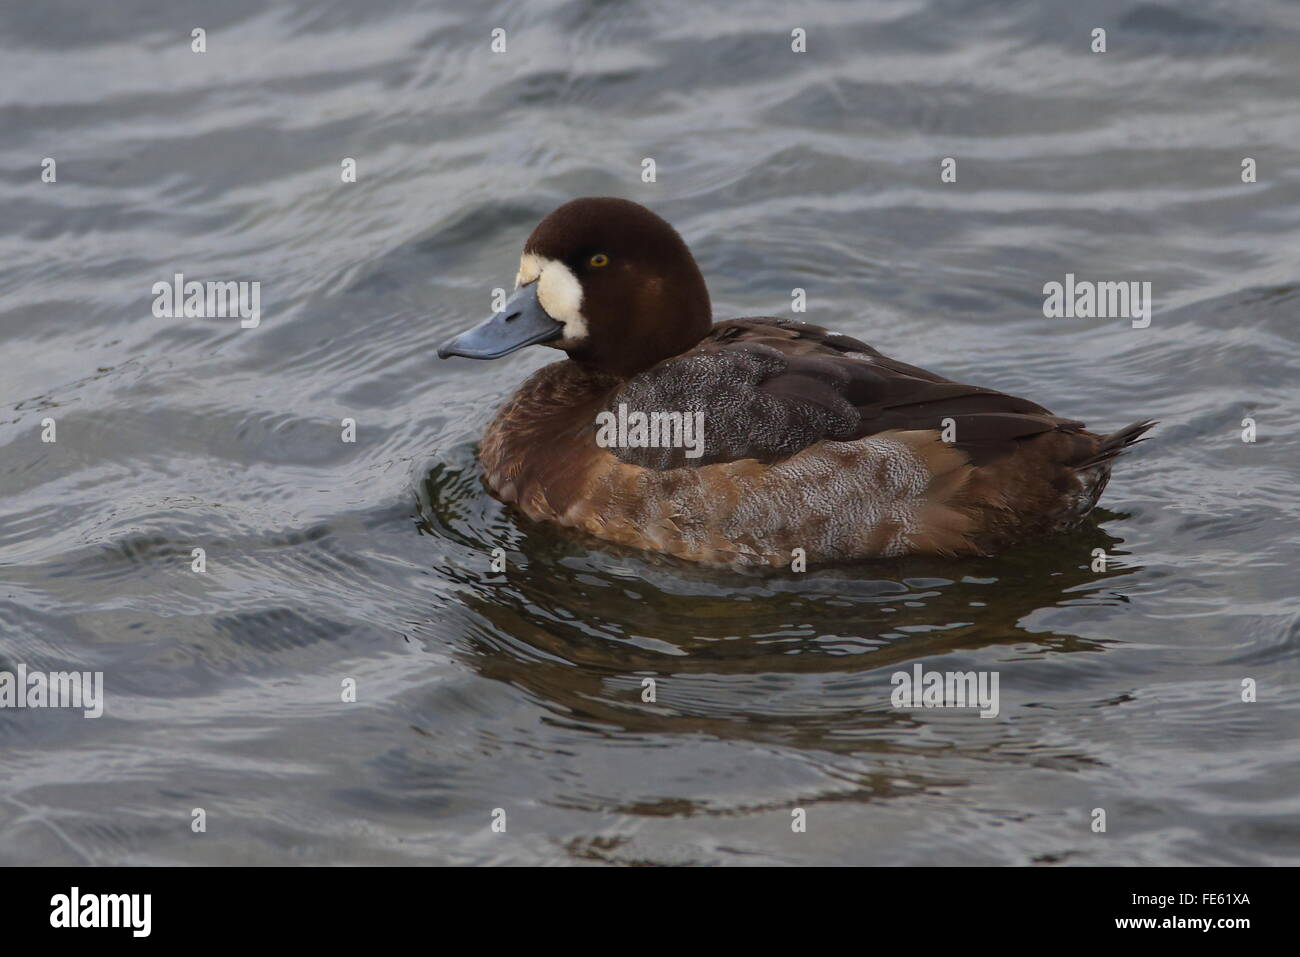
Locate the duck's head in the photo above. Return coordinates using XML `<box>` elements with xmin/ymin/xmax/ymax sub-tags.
<box><xmin>437</xmin><ymin>197</ymin><xmax>712</xmax><ymax>378</ymax></box>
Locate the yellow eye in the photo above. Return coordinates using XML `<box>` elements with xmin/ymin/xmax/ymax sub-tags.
<box><xmin>588</xmin><ymin>253</ymin><xmax>609</xmax><ymax>267</ymax></box>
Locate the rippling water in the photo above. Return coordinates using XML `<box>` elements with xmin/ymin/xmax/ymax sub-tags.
<box><xmin>2</xmin><ymin>0</ymin><xmax>1299</xmax><ymax>865</ymax></box>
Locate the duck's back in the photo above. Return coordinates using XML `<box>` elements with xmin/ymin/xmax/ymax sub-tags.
<box><xmin>481</xmin><ymin>318</ymin><xmax>1152</xmax><ymax>566</ymax></box>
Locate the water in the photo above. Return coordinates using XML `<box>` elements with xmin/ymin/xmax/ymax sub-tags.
<box><xmin>2</xmin><ymin>0</ymin><xmax>1298</xmax><ymax>865</ymax></box>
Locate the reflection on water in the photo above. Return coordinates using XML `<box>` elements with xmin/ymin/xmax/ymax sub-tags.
<box><xmin>417</xmin><ymin>460</ymin><xmax>1128</xmax><ymax>748</ymax></box>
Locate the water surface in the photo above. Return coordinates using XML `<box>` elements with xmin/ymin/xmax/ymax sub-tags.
<box><xmin>2</xmin><ymin>0</ymin><xmax>1299</xmax><ymax>865</ymax></box>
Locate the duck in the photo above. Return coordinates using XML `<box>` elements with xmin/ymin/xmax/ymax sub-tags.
<box><xmin>437</xmin><ymin>197</ymin><xmax>1153</xmax><ymax>567</ymax></box>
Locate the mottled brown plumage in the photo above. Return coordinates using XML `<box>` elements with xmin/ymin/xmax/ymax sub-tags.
<box><xmin>441</xmin><ymin>198</ymin><xmax>1154</xmax><ymax>567</ymax></box>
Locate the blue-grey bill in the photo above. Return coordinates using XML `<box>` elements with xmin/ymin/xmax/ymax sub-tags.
<box><xmin>437</xmin><ymin>283</ymin><xmax>564</xmax><ymax>360</ymax></box>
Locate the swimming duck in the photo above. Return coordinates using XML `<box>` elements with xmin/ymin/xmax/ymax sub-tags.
<box><xmin>437</xmin><ymin>197</ymin><xmax>1153</xmax><ymax>567</ymax></box>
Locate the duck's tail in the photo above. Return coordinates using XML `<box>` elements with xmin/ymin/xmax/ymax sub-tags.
<box><xmin>1076</xmin><ymin>419</ymin><xmax>1157</xmax><ymax>470</ymax></box>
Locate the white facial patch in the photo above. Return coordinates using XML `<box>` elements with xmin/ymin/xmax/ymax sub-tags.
<box><xmin>516</xmin><ymin>252</ymin><xmax>588</xmax><ymax>346</ymax></box>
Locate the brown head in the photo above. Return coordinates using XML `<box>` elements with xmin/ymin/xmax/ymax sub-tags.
<box><xmin>437</xmin><ymin>197</ymin><xmax>712</xmax><ymax>378</ymax></box>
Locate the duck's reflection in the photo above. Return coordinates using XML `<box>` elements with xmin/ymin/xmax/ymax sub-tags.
<box><xmin>416</xmin><ymin>463</ymin><xmax>1138</xmax><ymax>754</ymax></box>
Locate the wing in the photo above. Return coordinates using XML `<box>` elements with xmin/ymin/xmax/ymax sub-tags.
<box><xmin>603</xmin><ymin>317</ymin><xmax>1091</xmax><ymax>470</ymax></box>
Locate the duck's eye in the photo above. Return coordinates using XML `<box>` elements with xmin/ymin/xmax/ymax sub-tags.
<box><xmin>588</xmin><ymin>253</ymin><xmax>610</xmax><ymax>268</ymax></box>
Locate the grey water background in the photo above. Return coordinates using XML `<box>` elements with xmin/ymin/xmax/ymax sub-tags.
<box><xmin>1</xmin><ymin>0</ymin><xmax>1298</xmax><ymax>866</ymax></box>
